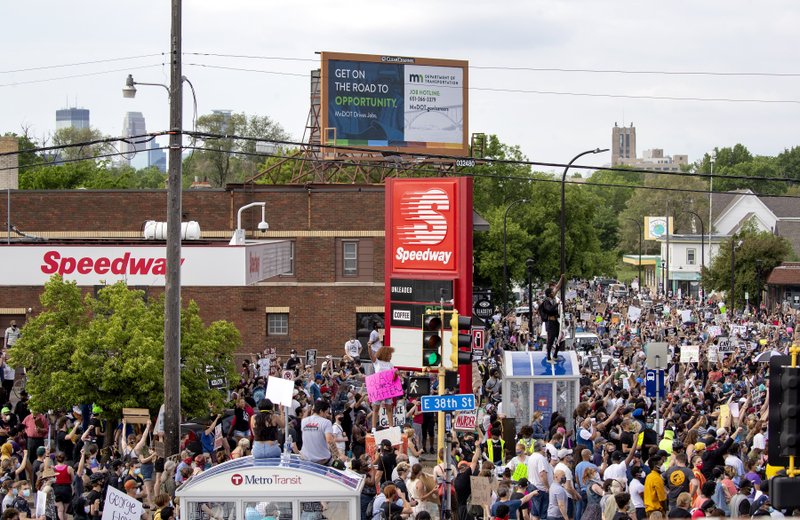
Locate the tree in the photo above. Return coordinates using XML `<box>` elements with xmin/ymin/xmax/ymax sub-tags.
<box><xmin>8</xmin><ymin>276</ymin><xmax>239</xmax><ymax>419</ymax></box>
<box><xmin>703</xmin><ymin>222</ymin><xmax>792</xmax><ymax>308</ymax></box>
<box><xmin>51</xmin><ymin>127</ymin><xmax>113</xmax><ymax>161</ymax></box>
<box><xmin>185</xmin><ymin>112</ymin><xmax>292</xmax><ymax>187</ymax></box>
<box><xmin>3</xmin><ymin>129</ymin><xmax>41</xmax><ymax>170</ymax></box>
<box><xmin>618</xmin><ymin>173</ymin><xmax>709</xmax><ymax>255</ymax></box>
<box><xmin>585</xmin><ymin>167</ymin><xmax>644</xmax><ymax>251</ymax></box>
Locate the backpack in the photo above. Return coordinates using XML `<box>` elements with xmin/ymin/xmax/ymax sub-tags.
<box><xmin>365</xmin><ymin>496</ymin><xmax>381</xmax><ymax>520</ymax></box>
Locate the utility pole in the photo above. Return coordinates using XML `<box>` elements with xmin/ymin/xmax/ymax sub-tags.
<box><xmin>164</xmin><ymin>0</ymin><xmax>183</xmax><ymax>457</ymax></box>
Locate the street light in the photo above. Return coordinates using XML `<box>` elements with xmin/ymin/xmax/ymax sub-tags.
<box><xmin>120</xmin><ymin>0</ymin><xmax>184</xmax><ymax>457</ymax></box>
<box><xmin>502</xmin><ymin>198</ymin><xmax>527</xmax><ymax>315</ymax></box>
<box><xmin>561</xmin><ymin>148</ymin><xmax>609</xmax><ymax>303</ymax></box>
<box><xmin>730</xmin><ymin>237</ymin><xmax>743</xmax><ymax>313</ymax></box>
<box><xmin>676</xmin><ymin>210</ymin><xmax>705</xmax><ymax>300</ymax></box>
<box><xmin>230</xmin><ymin>202</ymin><xmax>269</xmax><ymax>245</ymax></box>
<box><xmin>660</xmin><ymin>260</ymin><xmax>666</xmax><ymax>296</ymax></box>
<box><xmin>624</xmin><ymin>218</ymin><xmax>643</xmax><ymax>294</ymax></box>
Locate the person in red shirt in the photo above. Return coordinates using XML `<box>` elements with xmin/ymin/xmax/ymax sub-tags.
<box><xmin>21</xmin><ymin>411</ymin><xmax>47</xmax><ymax>464</ymax></box>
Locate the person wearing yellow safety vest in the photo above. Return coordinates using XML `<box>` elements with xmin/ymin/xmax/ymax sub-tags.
<box><xmin>483</xmin><ymin>424</ymin><xmax>506</xmax><ymax>465</ymax></box>
<box><xmin>507</xmin><ymin>442</ymin><xmax>530</xmax><ymax>482</ymax></box>
<box><xmin>658</xmin><ymin>429</ymin><xmax>675</xmax><ymax>469</ymax></box>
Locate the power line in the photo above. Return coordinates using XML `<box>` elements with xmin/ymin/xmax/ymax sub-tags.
<box><xmin>183</xmin><ymin>130</ymin><xmax>800</xmax><ymax>186</ymax></box>
<box><xmin>186</xmin><ymin>51</ymin><xmax>800</xmax><ymax>78</ymax></box>
<box><xmin>4</xmin><ymin>131</ymin><xmax>798</xmax><ymax>195</ymax></box>
<box><xmin>183</xmin><ymin>63</ymin><xmax>800</xmax><ymax>105</ymax></box>
<box><xmin>181</xmin><ymin>143</ymin><xmax>800</xmax><ymax>200</ymax></box>
<box><xmin>0</xmin><ymin>53</ymin><xmax>165</xmax><ymax>74</ymax></box>
<box><xmin>0</xmin><ymin>64</ymin><xmax>165</xmax><ymax>88</ymax></box>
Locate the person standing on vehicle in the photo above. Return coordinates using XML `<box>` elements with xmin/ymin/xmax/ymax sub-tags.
<box><xmin>540</xmin><ymin>275</ymin><xmax>565</xmax><ymax>363</ymax></box>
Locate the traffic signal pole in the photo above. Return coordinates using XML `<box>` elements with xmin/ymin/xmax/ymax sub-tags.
<box><xmin>437</xmin><ymin>296</ymin><xmax>446</xmax><ymax>465</ymax></box>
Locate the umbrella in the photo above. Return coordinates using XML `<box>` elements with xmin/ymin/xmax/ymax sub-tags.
<box><xmin>753</xmin><ymin>350</ymin><xmax>782</xmax><ymax>363</ymax></box>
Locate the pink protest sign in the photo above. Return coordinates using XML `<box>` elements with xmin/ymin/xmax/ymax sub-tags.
<box><xmin>366</xmin><ymin>370</ymin><xmax>404</xmax><ymax>402</ymax></box>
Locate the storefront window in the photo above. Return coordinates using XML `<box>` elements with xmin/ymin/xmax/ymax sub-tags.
<box><xmin>300</xmin><ymin>500</ymin><xmax>350</xmax><ymax>519</ymax></box>
<box><xmin>508</xmin><ymin>380</ymin><xmax>531</xmax><ymax>431</ymax></box>
<box><xmin>243</xmin><ymin>501</ymin><xmax>293</xmax><ymax>520</ymax></box>
<box><xmin>187</xmin><ymin>502</ymin><xmax>236</xmax><ymax>520</ymax></box>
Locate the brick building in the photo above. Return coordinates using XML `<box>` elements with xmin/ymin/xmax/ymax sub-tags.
<box><xmin>0</xmin><ymin>184</ymin><xmax>388</xmax><ymax>361</ymax></box>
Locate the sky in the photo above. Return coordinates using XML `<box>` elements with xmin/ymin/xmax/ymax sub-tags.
<box><xmin>2</xmin><ymin>0</ymin><xmax>800</xmax><ymax>173</ymax></box>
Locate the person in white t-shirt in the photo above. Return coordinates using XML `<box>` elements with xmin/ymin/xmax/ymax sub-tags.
<box><xmin>256</xmin><ymin>355</ymin><xmax>270</xmax><ymax>378</ymax></box>
<box><xmin>529</xmin><ymin>440</ymin><xmax>553</xmax><ymax>520</ymax></box>
<box><xmin>629</xmin><ymin>465</ymin><xmax>646</xmax><ymax>518</ymax></box>
<box><xmin>367</xmin><ymin>324</ymin><xmax>382</xmax><ymax>362</ymax></box>
<box><xmin>752</xmin><ymin>425</ymin><xmax>767</xmax><ymax>450</ymax></box>
<box><xmin>3</xmin><ymin>321</ymin><xmax>20</xmax><ymax>349</ymax></box>
<box><xmin>603</xmin><ymin>444</ymin><xmax>635</xmax><ymax>491</ymax></box>
<box><xmin>344</xmin><ymin>335</ymin><xmax>362</xmax><ymax>359</ymax></box>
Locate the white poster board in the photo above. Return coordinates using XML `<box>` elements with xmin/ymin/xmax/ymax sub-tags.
<box><xmin>628</xmin><ymin>306</ymin><xmax>642</xmax><ymax>322</ymax></box>
<box><xmin>265</xmin><ymin>376</ymin><xmax>294</xmax><ymax>407</ymax></box>
<box><xmin>102</xmin><ymin>485</ymin><xmax>143</xmax><ymax>520</ymax></box>
<box><xmin>680</xmin><ymin>345</ymin><xmax>700</xmax><ymax>363</ymax></box>
<box><xmin>373</xmin><ymin>426</ymin><xmax>403</xmax><ymax>447</ymax></box>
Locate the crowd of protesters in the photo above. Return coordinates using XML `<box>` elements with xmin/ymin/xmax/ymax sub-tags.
<box><xmin>0</xmin><ymin>277</ymin><xmax>796</xmax><ymax>520</ymax></box>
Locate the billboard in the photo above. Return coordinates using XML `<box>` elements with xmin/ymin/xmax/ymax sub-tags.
<box><xmin>321</xmin><ymin>52</ymin><xmax>469</xmax><ymax>156</ymax></box>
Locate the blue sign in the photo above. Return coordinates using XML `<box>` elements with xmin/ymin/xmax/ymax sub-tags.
<box><xmin>645</xmin><ymin>369</ymin><xmax>665</xmax><ymax>398</ymax></box>
<box><xmin>420</xmin><ymin>394</ymin><xmax>475</xmax><ymax>413</ymax></box>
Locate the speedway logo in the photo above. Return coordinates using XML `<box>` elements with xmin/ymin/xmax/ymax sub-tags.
<box><xmin>392</xmin><ymin>182</ymin><xmax>456</xmax><ymax>271</ymax></box>
<box><xmin>41</xmin><ymin>250</ymin><xmax>185</xmax><ymax>276</ymax></box>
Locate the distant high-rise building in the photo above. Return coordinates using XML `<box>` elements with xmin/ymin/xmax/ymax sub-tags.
<box><xmin>611</xmin><ymin>122</ymin><xmax>636</xmax><ymax>165</ymax></box>
<box><xmin>609</xmin><ymin>123</ymin><xmax>688</xmax><ymax>172</ymax></box>
<box><xmin>121</xmin><ymin>112</ymin><xmax>147</xmax><ymax>166</ymax></box>
<box><xmin>56</xmin><ymin>108</ymin><xmax>90</xmax><ymax>130</ymax></box>
<box><xmin>148</xmin><ymin>139</ymin><xmax>166</xmax><ymax>172</ymax></box>
<box><xmin>212</xmin><ymin>109</ymin><xmax>233</xmax><ymax>133</ymax></box>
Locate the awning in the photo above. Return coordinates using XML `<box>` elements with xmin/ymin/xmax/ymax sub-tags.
<box><xmin>473</xmin><ymin>210</ymin><xmax>490</xmax><ymax>232</ymax></box>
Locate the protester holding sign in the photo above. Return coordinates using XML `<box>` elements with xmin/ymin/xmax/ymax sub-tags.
<box><xmin>370</xmin><ymin>346</ymin><xmax>399</xmax><ymax>433</ymax></box>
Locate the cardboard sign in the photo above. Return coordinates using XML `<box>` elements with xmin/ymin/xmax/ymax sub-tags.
<box><xmin>717</xmin><ymin>337</ymin><xmax>735</xmax><ymax>353</ymax></box>
<box><xmin>393</xmin><ymin>400</ymin><xmax>406</xmax><ymax>428</ymax></box>
<box><xmin>708</xmin><ymin>345</ymin><xmax>719</xmax><ymax>363</ymax></box>
<box><xmin>731</xmin><ymin>325</ymin><xmax>747</xmax><ymax>338</ymax></box>
<box><xmin>305</xmin><ymin>349</ymin><xmax>317</xmax><ymax>366</ymax></box>
<box><xmin>153</xmin><ymin>439</ymin><xmax>165</xmax><ymax>458</ymax></box>
<box><xmin>680</xmin><ymin>345</ymin><xmax>700</xmax><ymax>363</ymax></box>
<box><xmin>681</xmin><ymin>309</ymin><xmax>692</xmax><ymax>323</ymax></box>
<box><xmin>453</xmin><ymin>410</ymin><xmax>477</xmax><ymax>431</ymax></box>
<box><xmin>471</xmin><ymin>476</ymin><xmax>493</xmax><ymax>506</ymax></box>
<box><xmin>153</xmin><ymin>404</ymin><xmax>165</xmax><ymax>435</ymax></box>
<box><xmin>35</xmin><ymin>492</ymin><xmax>46</xmax><ymax>518</ymax></box>
<box><xmin>580</xmin><ymin>312</ymin><xmax>592</xmax><ymax>322</ymax></box>
<box><xmin>265</xmin><ymin>376</ymin><xmax>294</xmax><ymax>407</ymax></box>
<box><xmin>718</xmin><ymin>404</ymin><xmax>731</xmax><ymax>429</ymax></box>
<box><xmin>590</xmin><ymin>356</ymin><xmax>602</xmax><ymax>372</ymax></box>
<box><xmin>366</xmin><ymin>370</ymin><xmax>403</xmax><ymax>402</ymax></box>
<box><xmin>708</xmin><ymin>326</ymin><xmax>722</xmax><ymax>338</ymax></box>
<box><xmin>102</xmin><ymin>485</ymin><xmax>143</xmax><ymax>520</ymax></box>
<box><xmin>122</xmin><ymin>408</ymin><xmax>149</xmax><ymax>425</ymax></box>
<box><xmin>214</xmin><ymin>424</ymin><xmax>223</xmax><ymax>450</ymax></box>
<box><xmin>373</xmin><ymin>425</ymin><xmax>403</xmax><ymax>446</ymax></box>
<box><xmin>628</xmin><ymin>306</ymin><xmax>642</xmax><ymax>322</ymax></box>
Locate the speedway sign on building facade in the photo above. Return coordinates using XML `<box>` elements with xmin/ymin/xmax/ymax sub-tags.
<box><xmin>320</xmin><ymin>52</ymin><xmax>469</xmax><ymax>156</ymax></box>
<box><xmin>0</xmin><ymin>242</ymin><xmax>292</xmax><ymax>286</ymax></box>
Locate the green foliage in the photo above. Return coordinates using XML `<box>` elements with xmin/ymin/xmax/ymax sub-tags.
<box><xmin>185</xmin><ymin>112</ymin><xmax>292</xmax><ymax>187</ymax></box>
<box><xmin>9</xmin><ymin>277</ymin><xmax>238</xmax><ymax>418</ymax></box>
<box><xmin>19</xmin><ymin>161</ymin><xmax>166</xmax><ymax>190</ymax></box>
<box><xmin>471</xmin><ymin>139</ymin><xmax>616</xmax><ymax>306</ymax></box>
<box><xmin>3</xmin><ymin>132</ymin><xmax>41</xmax><ymax>170</ymax></box>
<box><xmin>618</xmin><ymin>173</ymin><xmax>709</xmax><ymax>254</ymax></box>
<box><xmin>703</xmin><ymin>223</ymin><xmax>792</xmax><ymax>307</ymax></box>
<box><xmin>52</xmin><ymin>127</ymin><xmax>113</xmax><ymax>161</ymax></box>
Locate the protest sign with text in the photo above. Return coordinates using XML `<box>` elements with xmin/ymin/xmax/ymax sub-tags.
<box><xmin>366</xmin><ymin>370</ymin><xmax>404</xmax><ymax>402</ymax></box>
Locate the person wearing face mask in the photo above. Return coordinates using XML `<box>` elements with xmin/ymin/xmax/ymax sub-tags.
<box><xmin>547</xmin><ymin>469</ymin><xmax>570</xmax><ymax>520</ymax></box>
<box><xmin>285</xmin><ymin>349</ymin><xmax>301</xmax><ymax>375</ymax></box>
<box><xmin>507</xmin><ymin>442</ymin><xmax>530</xmax><ymax>483</ymax></box>
<box><xmin>629</xmin><ymin>466</ymin><xmax>646</xmax><ymax>520</ymax></box>
<box><xmin>9</xmin><ymin>481</ymin><xmax>31</xmax><ymax>517</ymax></box>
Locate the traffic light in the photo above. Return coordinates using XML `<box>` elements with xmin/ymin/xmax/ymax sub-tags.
<box><xmin>449</xmin><ymin>311</ymin><xmax>473</xmax><ymax>368</ymax></box>
<box><xmin>422</xmin><ymin>314</ymin><xmax>442</xmax><ymax>366</ymax></box>
<box><xmin>769</xmin><ymin>356</ymin><xmax>794</xmax><ymax>466</ymax></box>
<box><xmin>780</xmin><ymin>366</ymin><xmax>800</xmax><ymax>454</ymax></box>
